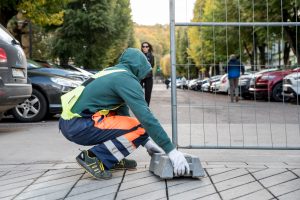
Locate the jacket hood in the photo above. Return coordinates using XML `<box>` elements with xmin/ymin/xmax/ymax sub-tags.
<box><xmin>118</xmin><ymin>48</ymin><xmax>151</xmax><ymax>80</ymax></box>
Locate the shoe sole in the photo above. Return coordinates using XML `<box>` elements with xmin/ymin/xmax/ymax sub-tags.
<box><xmin>111</xmin><ymin>167</ymin><xmax>137</xmax><ymax>172</ymax></box>
<box><xmin>76</xmin><ymin>157</ymin><xmax>112</xmax><ymax>180</ymax></box>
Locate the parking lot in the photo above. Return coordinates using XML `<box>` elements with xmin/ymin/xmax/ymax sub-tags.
<box><xmin>0</xmin><ymin>84</ymin><xmax>300</xmax><ymax>199</ymax></box>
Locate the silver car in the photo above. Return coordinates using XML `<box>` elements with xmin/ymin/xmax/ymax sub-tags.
<box><xmin>0</xmin><ymin>24</ymin><xmax>32</xmax><ymax>120</ymax></box>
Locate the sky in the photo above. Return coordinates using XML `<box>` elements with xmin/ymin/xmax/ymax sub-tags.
<box><xmin>130</xmin><ymin>0</ymin><xmax>196</xmax><ymax>25</ymax></box>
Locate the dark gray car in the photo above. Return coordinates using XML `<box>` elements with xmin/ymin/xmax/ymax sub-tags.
<box><xmin>0</xmin><ymin>24</ymin><xmax>32</xmax><ymax>120</ymax></box>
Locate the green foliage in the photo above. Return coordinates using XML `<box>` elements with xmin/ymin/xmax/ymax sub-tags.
<box><xmin>160</xmin><ymin>54</ymin><xmax>171</xmax><ymax>77</ymax></box>
<box><xmin>189</xmin><ymin>0</ymin><xmax>300</xmax><ymax>72</ymax></box>
<box><xmin>17</xmin><ymin>0</ymin><xmax>67</xmax><ymax>26</ymax></box>
<box><xmin>134</xmin><ymin>24</ymin><xmax>170</xmax><ymax>74</ymax></box>
<box><xmin>52</xmin><ymin>0</ymin><xmax>134</xmax><ymax>69</ymax></box>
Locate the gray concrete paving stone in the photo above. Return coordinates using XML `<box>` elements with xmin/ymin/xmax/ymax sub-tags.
<box><xmin>219</xmin><ymin>181</ymin><xmax>263</xmax><ymax>200</ymax></box>
<box><xmin>66</xmin><ymin>184</ymin><xmax>119</xmax><ymax>200</ymax></box>
<box><xmin>167</xmin><ymin>177</ymin><xmax>202</xmax><ymax>187</ymax></box>
<box><xmin>44</xmin><ymin>168</ymin><xmax>80</xmax><ymax>176</ymax></box>
<box><xmin>259</xmin><ymin>171</ymin><xmax>297</xmax><ymax>187</ymax></box>
<box><xmin>278</xmin><ymin>189</ymin><xmax>300</xmax><ymax>200</ymax></box>
<box><xmin>0</xmin><ymin>186</ymin><xmax>26</xmax><ymax>199</ymax></box>
<box><xmin>119</xmin><ymin>189</ymin><xmax>166</xmax><ymax>200</ymax></box>
<box><xmin>167</xmin><ymin>177</ymin><xmax>211</xmax><ymax>196</ymax></box>
<box><xmin>291</xmin><ymin>168</ymin><xmax>300</xmax><ymax>177</ymax></box>
<box><xmin>68</xmin><ymin>176</ymin><xmax>122</xmax><ymax>196</ymax></box>
<box><xmin>0</xmin><ymin>170</ymin><xmax>44</xmax><ymax>181</ymax></box>
<box><xmin>210</xmin><ymin>168</ymin><xmax>249</xmax><ymax>183</ymax></box>
<box><xmin>0</xmin><ymin>165</ymin><xmax>18</xmax><ymax>170</ymax></box>
<box><xmin>24</xmin><ymin>174</ymin><xmax>82</xmax><ymax>191</ymax></box>
<box><xmin>247</xmin><ymin>168</ymin><xmax>267</xmax><ymax>173</ymax></box>
<box><xmin>252</xmin><ymin>168</ymin><xmax>287</xmax><ymax>180</ymax></box>
<box><xmin>233</xmin><ymin>189</ymin><xmax>273</xmax><ymax>200</ymax></box>
<box><xmin>169</xmin><ymin>184</ymin><xmax>216</xmax><ymax>200</ymax></box>
<box><xmin>52</xmin><ymin>163</ymin><xmax>81</xmax><ymax>169</ymax></box>
<box><xmin>206</xmin><ymin>168</ymin><xmax>237</xmax><ymax>176</ymax></box>
<box><xmin>122</xmin><ymin>169</ymin><xmax>153</xmax><ymax>182</ymax></box>
<box><xmin>0</xmin><ymin>179</ymin><xmax>33</xmax><ymax>192</ymax></box>
<box><xmin>117</xmin><ymin>180</ymin><xmax>165</xmax><ymax>199</ymax></box>
<box><xmin>25</xmin><ymin>163</ymin><xmax>56</xmax><ymax>170</ymax></box>
<box><xmin>214</xmin><ymin>174</ymin><xmax>255</xmax><ymax>191</ymax></box>
<box><xmin>66</xmin><ymin>193</ymin><xmax>117</xmax><ymax>200</ymax></box>
<box><xmin>243</xmin><ymin>165</ymin><xmax>267</xmax><ymax>169</ymax></box>
<box><xmin>121</xmin><ymin>175</ymin><xmax>162</xmax><ymax>190</ymax></box>
<box><xmin>197</xmin><ymin>193</ymin><xmax>221</xmax><ymax>200</ymax></box>
<box><xmin>268</xmin><ymin>178</ymin><xmax>300</xmax><ymax>196</ymax></box>
<box><xmin>0</xmin><ymin>171</ymin><xmax>44</xmax><ymax>187</ymax></box>
<box><xmin>75</xmin><ymin>170</ymin><xmax>124</xmax><ymax>186</ymax></box>
<box><xmin>34</xmin><ymin>169</ymin><xmax>83</xmax><ymax>183</ymax></box>
<box><xmin>14</xmin><ymin>182</ymin><xmax>74</xmax><ymax>199</ymax></box>
<box><xmin>15</xmin><ymin>189</ymin><xmax>69</xmax><ymax>200</ymax></box>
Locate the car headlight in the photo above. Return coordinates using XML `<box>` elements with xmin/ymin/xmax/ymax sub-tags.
<box><xmin>50</xmin><ymin>77</ymin><xmax>81</xmax><ymax>87</ymax></box>
<box><xmin>260</xmin><ymin>75</ymin><xmax>276</xmax><ymax>80</ymax></box>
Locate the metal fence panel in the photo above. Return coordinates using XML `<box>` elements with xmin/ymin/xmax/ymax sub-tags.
<box><xmin>170</xmin><ymin>0</ymin><xmax>300</xmax><ymax>150</ymax></box>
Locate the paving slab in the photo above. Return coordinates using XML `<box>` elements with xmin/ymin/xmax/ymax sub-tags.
<box><xmin>233</xmin><ymin>189</ymin><xmax>274</xmax><ymax>200</ymax></box>
<box><xmin>0</xmin><ymin>161</ymin><xmax>300</xmax><ymax>200</ymax></box>
<box><xmin>278</xmin><ymin>189</ymin><xmax>300</xmax><ymax>200</ymax></box>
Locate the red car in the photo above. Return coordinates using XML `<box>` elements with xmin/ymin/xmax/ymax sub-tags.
<box><xmin>249</xmin><ymin>68</ymin><xmax>300</xmax><ymax>102</ymax></box>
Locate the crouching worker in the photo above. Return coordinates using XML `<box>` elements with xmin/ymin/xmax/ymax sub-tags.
<box><xmin>59</xmin><ymin>48</ymin><xmax>189</xmax><ymax>180</ymax></box>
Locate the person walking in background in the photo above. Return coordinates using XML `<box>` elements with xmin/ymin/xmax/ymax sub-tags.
<box><xmin>181</xmin><ymin>76</ymin><xmax>187</xmax><ymax>90</ymax></box>
<box><xmin>140</xmin><ymin>42</ymin><xmax>154</xmax><ymax>106</ymax></box>
<box><xmin>164</xmin><ymin>78</ymin><xmax>170</xmax><ymax>89</ymax></box>
<box><xmin>225</xmin><ymin>54</ymin><xmax>245</xmax><ymax>102</ymax></box>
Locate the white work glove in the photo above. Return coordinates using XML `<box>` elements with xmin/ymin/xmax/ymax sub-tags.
<box><xmin>168</xmin><ymin>149</ymin><xmax>190</xmax><ymax>176</ymax></box>
<box><xmin>144</xmin><ymin>140</ymin><xmax>163</xmax><ymax>156</ymax></box>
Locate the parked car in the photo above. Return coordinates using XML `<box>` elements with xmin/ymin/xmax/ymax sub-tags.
<box><xmin>218</xmin><ymin>72</ymin><xmax>253</xmax><ymax>98</ymax></box>
<box><xmin>249</xmin><ymin>68</ymin><xmax>300</xmax><ymax>102</ymax></box>
<box><xmin>282</xmin><ymin>71</ymin><xmax>300</xmax><ymax>101</ymax></box>
<box><xmin>0</xmin><ymin>24</ymin><xmax>32</xmax><ymax>120</ymax></box>
<box><xmin>32</xmin><ymin>60</ymin><xmax>91</xmax><ymax>81</ymax></box>
<box><xmin>207</xmin><ymin>75</ymin><xmax>222</xmax><ymax>92</ymax></box>
<box><xmin>196</xmin><ymin>78</ymin><xmax>209</xmax><ymax>91</ymax></box>
<box><xmin>9</xmin><ymin>60</ymin><xmax>81</xmax><ymax>122</ymax></box>
<box><xmin>210</xmin><ymin>80</ymin><xmax>220</xmax><ymax>92</ymax></box>
<box><xmin>187</xmin><ymin>79</ymin><xmax>199</xmax><ymax>90</ymax></box>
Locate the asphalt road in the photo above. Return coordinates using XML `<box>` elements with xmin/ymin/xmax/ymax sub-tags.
<box><xmin>0</xmin><ymin>84</ymin><xmax>299</xmax><ymax>165</ymax></box>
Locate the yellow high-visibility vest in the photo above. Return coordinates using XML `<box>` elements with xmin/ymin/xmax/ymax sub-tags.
<box><xmin>60</xmin><ymin>69</ymin><xmax>126</xmax><ymax>120</ymax></box>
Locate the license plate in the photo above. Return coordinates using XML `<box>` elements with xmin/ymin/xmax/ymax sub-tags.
<box><xmin>12</xmin><ymin>68</ymin><xmax>25</xmax><ymax>78</ymax></box>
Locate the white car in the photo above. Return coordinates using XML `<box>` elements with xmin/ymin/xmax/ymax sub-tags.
<box><xmin>283</xmin><ymin>71</ymin><xmax>300</xmax><ymax>99</ymax></box>
<box><xmin>218</xmin><ymin>73</ymin><xmax>253</xmax><ymax>96</ymax></box>
<box><xmin>218</xmin><ymin>74</ymin><xmax>229</xmax><ymax>93</ymax></box>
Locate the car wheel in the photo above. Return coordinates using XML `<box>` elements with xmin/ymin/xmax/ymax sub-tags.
<box><xmin>272</xmin><ymin>82</ymin><xmax>290</xmax><ymax>102</ymax></box>
<box><xmin>12</xmin><ymin>89</ymin><xmax>48</xmax><ymax>122</ymax></box>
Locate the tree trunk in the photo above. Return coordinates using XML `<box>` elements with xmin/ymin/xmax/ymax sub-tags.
<box><xmin>258</xmin><ymin>44</ymin><xmax>266</xmax><ymax>69</ymax></box>
<box><xmin>283</xmin><ymin>8</ymin><xmax>300</xmax><ymax>64</ymax></box>
<box><xmin>243</xmin><ymin>42</ymin><xmax>254</xmax><ymax>70</ymax></box>
<box><xmin>283</xmin><ymin>42</ymin><xmax>291</xmax><ymax>67</ymax></box>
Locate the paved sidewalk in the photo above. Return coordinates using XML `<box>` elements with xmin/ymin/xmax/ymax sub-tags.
<box><xmin>1</xmin><ymin>161</ymin><xmax>300</xmax><ymax>200</ymax></box>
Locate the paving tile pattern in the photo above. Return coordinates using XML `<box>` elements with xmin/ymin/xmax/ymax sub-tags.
<box><xmin>0</xmin><ymin>162</ymin><xmax>299</xmax><ymax>200</ymax></box>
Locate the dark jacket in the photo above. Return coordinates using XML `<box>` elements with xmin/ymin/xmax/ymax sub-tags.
<box><xmin>143</xmin><ymin>52</ymin><xmax>154</xmax><ymax>78</ymax></box>
<box><xmin>226</xmin><ymin>58</ymin><xmax>245</xmax><ymax>79</ymax></box>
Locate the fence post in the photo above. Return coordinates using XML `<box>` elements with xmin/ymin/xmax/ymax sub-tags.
<box><xmin>170</xmin><ymin>0</ymin><xmax>178</xmax><ymax>147</ymax></box>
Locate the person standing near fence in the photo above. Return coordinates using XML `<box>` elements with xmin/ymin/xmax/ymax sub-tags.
<box><xmin>225</xmin><ymin>54</ymin><xmax>245</xmax><ymax>102</ymax></box>
<box><xmin>140</xmin><ymin>42</ymin><xmax>154</xmax><ymax>106</ymax></box>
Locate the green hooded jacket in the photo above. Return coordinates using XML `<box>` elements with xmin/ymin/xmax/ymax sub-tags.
<box><xmin>72</xmin><ymin>48</ymin><xmax>175</xmax><ymax>153</ymax></box>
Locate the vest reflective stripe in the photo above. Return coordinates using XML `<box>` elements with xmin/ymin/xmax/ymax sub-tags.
<box><xmin>60</xmin><ymin>69</ymin><xmax>127</xmax><ymax>120</ymax></box>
